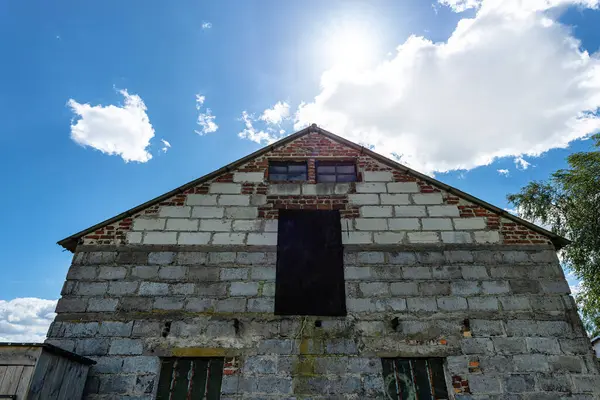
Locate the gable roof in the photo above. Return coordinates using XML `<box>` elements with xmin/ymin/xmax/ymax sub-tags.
<box><xmin>58</xmin><ymin>124</ymin><xmax>570</xmax><ymax>252</ymax></box>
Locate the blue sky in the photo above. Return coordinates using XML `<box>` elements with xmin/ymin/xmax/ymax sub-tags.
<box><xmin>1</xmin><ymin>0</ymin><xmax>599</xmax><ymax>340</ymax></box>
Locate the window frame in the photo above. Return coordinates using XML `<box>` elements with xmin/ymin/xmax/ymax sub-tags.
<box><xmin>381</xmin><ymin>357</ymin><xmax>449</xmax><ymax>400</ymax></box>
<box><xmin>156</xmin><ymin>357</ymin><xmax>224</xmax><ymax>399</ymax></box>
<box><xmin>315</xmin><ymin>160</ymin><xmax>357</xmax><ymax>183</ymax></box>
<box><xmin>268</xmin><ymin>161</ymin><xmax>308</xmax><ymax>182</ymax></box>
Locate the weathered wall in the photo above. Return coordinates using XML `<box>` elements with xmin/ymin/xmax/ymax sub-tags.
<box><xmin>47</xmin><ymin>246</ymin><xmax>600</xmax><ymax>399</ymax></box>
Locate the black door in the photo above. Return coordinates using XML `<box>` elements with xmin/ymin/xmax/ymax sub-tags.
<box><xmin>275</xmin><ymin>209</ymin><xmax>346</xmax><ymax>316</ymax></box>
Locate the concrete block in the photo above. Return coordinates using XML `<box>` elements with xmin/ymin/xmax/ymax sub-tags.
<box><xmin>526</xmin><ymin>338</ymin><xmax>561</xmax><ymax>354</ymax></box>
<box><xmin>122</xmin><ymin>356</ymin><xmax>160</xmax><ymax>373</ymax></box>
<box><xmin>212</xmin><ymin>233</ymin><xmax>246</xmax><ymax>245</ymax></box>
<box><xmin>474</xmin><ymin>231</ymin><xmax>501</xmax><ymax>243</ymax></box>
<box><xmin>413</xmin><ymin>193</ymin><xmax>443</xmax><ymax>205</ymax></box>
<box><xmin>445</xmin><ymin>250</ymin><xmax>474</xmax><ymax>263</ymax></box>
<box><xmin>208</xmin><ymin>252</ymin><xmax>236</xmax><ymax>264</ymax></box>
<box><xmin>385</xmin><ymin>298</ymin><xmax>407</xmax><ymax>311</ymax></box>
<box><xmin>419</xmin><ymin>282</ymin><xmax>450</xmax><ymax>296</ymax></box>
<box><xmin>209</xmin><ymin>183</ymin><xmax>241</xmax><ymax>194</ymax></box>
<box><xmin>125</xmin><ymin>233</ymin><xmax>140</xmax><ymax>247</ymax></box>
<box><xmin>380</xmin><ymin>194</ymin><xmax>410</xmax><ymax>205</ymax></box>
<box><xmin>428</xmin><ymin>205</ymin><xmax>460</xmax><ymax>217</ymax></box>
<box><xmin>154</xmin><ymin>297</ymin><xmax>184</xmax><ymax>310</ymax></box>
<box><xmin>358</xmin><ymin>252</ymin><xmax>385</xmax><ymax>264</ymax></box>
<box><xmin>215</xmin><ymin>298</ymin><xmax>246</xmax><ymax>312</ymax></box>
<box><xmin>509</xmin><ymin>279</ymin><xmax>541</xmax><ymax>294</ymax></box>
<box><xmin>117</xmin><ymin>297</ymin><xmax>151</xmax><ymax>312</ymax></box>
<box><xmin>250</xmin><ymin>194</ymin><xmax>267</xmax><ymax>206</ymax></box>
<box><xmin>185</xmin><ymin>298</ymin><xmax>215</xmax><ymax>311</ymax></box>
<box><xmin>374</xmin><ymin>232</ymin><xmax>405</xmax><ymax>244</ymax></box>
<box><xmin>242</xmin><ymin>355</ymin><xmax>277</xmax><ymax>374</ymax></box>
<box><xmin>432</xmin><ymin>265</ymin><xmax>462</xmax><ymax>279</ymax></box>
<box><xmin>257</xmin><ymin>339</ymin><xmax>295</xmax><ymax>355</ymax></box>
<box><xmin>302</xmin><ymin>183</ymin><xmax>351</xmax><ymax>195</ymax></box>
<box><xmin>348</xmin><ymin>193</ymin><xmax>379</xmax><ymax>205</ymax></box>
<box><xmin>186</xmin><ymin>194</ymin><xmax>218</xmax><ymax>206</ymax></box>
<box><xmin>247</xmin><ymin>233</ymin><xmax>277</xmax><ymax>245</ymax></box>
<box><xmin>75</xmin><ymin>338</ymin><xmax>109</xmax><ymax>356</ymax></box>
<box><xmin>342</xmin><ymin>232</ymin><xmax>373</xmax><ymax>244</ymax></box>
<box><xmin>262</xmin><ymin>282</ymin><xmax>275</xmax><ymax>296</ymax></box>
<box><xmin>451</xmin><ymin>281</ymin><xmax>481</xmax><ymax>295</ymax></box>
<box><xmin>97</xmin><ymin>266</ymin><xmax>127</xmax><ymax>280</ymax></box>
<box><xmin>109</xmin><ymin>338</ymin><xmax>143</xmax><ymax>355</ymax></box>
<box><xmin>220</xmin><ymin>268</ymin><xmax>249</xmax><ymax>280</ymax></box>
<box><xmin>159</xmin><ymin>206</ymin><xmax>191</xmax><ymax>218</ymax></box>
<box><xmin>492</xmin><ymin>337</ymin><xmax>526</xmax><ymax>354</ymax></box>
<box><xmin>131</xmin><ymin>266</ymin><xmax>159</xmax><ymax>279</ymax></box>
<box><xmin>225</xmin><ymin>207</ymin><xmax>258</xmax><ymax>219</ymax></box>
<box><xmin>454</xmin><ymin>217</ymin><xmax>486</xmax><ymax>230</ymax></box>
<box><xmin>86</xmin><ymin>297</ymin><xmax>119</xmax><ymax>312</ymax></box>
<box><xmin>408</xmin><ymin>232</ymin><xmax>440</xmax><ymax>243</ymax></box>
<box><xmin>394</xmin><ymin>206</ymin><xmax>427</xmax><ymax>217</ymax></box>
<box><xmin>247</xmin><ymin>298</ymin><xmax>274</xmax><ymax>312</ymax></box>
<box><xmin>178</xmin><ymin>232</ymin><xmax>211</xmax><ymax>245</ymax></box>
<box><xmin>360</xmin><ymin>206</ymin><xmax>393</xmax><ymax>218</ymax></box>
<box><xmin>158</xmin><ymin>266</ymin><xmax>187</xmax><ymax>280</ymax></box>
<box><xmin>170</xmin><ymin>283</ymin><xmax>195</xmax><ymax>295</ymax></box>
<box><xmin>388</xmin><ymin>218</ymin><xmax>420</xmax><ymax>230</ymax></box>
<box><xmin>536</xmin><ymin>373</ymin><xmax>573</xmax><ymax>392</ymax></box>
<box><xmin>236</xmin><ymin>252</ymin><xmax>266</xmax><ymax>264</ymax></box>
<box><xmin>148</xmin><ymin>252</ymin><xmax>175</xmax><ymax>265</ymax></box>
<box><xmin>481</xmin><ymin>281</ymin><xmax>510</xmax><ymax>294</ymax></box>
<box><xmin>441</xmin><ymin>231</ymin><xmax>472</xmax><ymax>243</ymax></box>
<box><xmin>230</xmin><ymin>282</ymin><xmax>259</xmax><ymax>296</ymax></box>
<box><xmin>407</xmin><ymin>297</ymin><xmax>438</xmax><ymax>312</ymax></box>
<box><xmin>387</xmin><ymin>182</ymin><xmax>419</xmax><ymax>193</ymax></box>
<box><xmin>403</xmin><ymin>266</ymin><xmax>432</xmax><ymax>279</ymax></box>
<box><xmin>232</xmin><ymin>220</ymin><xmax>262</xmax><ymax>231</ymax></box>
<box><xmin>391</xmin><ymin>282</ymin><xmax>418</xmax><ymax>296</ymax></box>
<box><xmin>347</xmin><ymin>298</ymin><xmax>385</xmax><ymax>312</ymax></box>
<box><xmin>549</xmin><ymin>355</ymin><xmax>585</xmax><ymax>372</ymax></box>
<box><xmin>345</xmin><ymin>267</ymin><xmax>372</xmax><ymax>280</ymax></box>
<box><xmin>341</xmin><ymin>218</ymin><xmax>354</xmax><ymax>231</ymax></box>
<box><xmin>132</xmin><ymin>218</ymin><xmax>166</xmax><ymax>231</ymax></box>
<box><xmin>363</xmin><ymin>171</ymin><xmax>393</xmax><ymax>182</ymax></box>
<box><xmin>219</xmin><ymin>195</ymin><xmax>250</xmax><ymax>206</ymax></box>
<box><xmin>461</xmin><ymin>338</ymin><xmax>494</xmax><ymax>355</ymax></box>
<box><xmin>540</xmin><ymin>280</ymin><xmax>570</xmax><ymax>294</ymax></box>
<box><xmin>503</xmin><ymin>375</ymin><xmax>535</xmax><ymax>393</ymax></box>
<box><xmin>571</xmin><ymin>375</ymin><xmax>600</xmax><ymax>392</ymax></box>
<box><xmin>470</xmin><ymin>319</ymin><xmax>504</xmax><ymax>337</ymax></box>
<box><xmin>437</xmin><ymin>296</ymin><xmax>468</xmax><ymax>311</ymax></box>
<box><xmin>191</xmin><ymin>206</ymin><xmax>225</xmax><ymax>218</ymax></box>
<box><xmin>139</xmin><ymin>282</ymin><xmax>169</xmax><ymax>296</ymax></box>
<box><xmin>107</xmin><ymin>281</ymin><xmax>138</xmax><ymax>296</ymax></box>
<box><xmin>263</xmin><ymin>220</ymin><xmax>278</xmax><ymax>232</ymax></box>
<box><xmin>99</xmin><ymin>321</ymin><xmax>133</xmax><ymax>337</ymax></box>
<box><xmin>199</xmin><ymin>219</ymin><xmax>231</xmax><ymax>232</ymax></box>
<box><xmin>461</xmin><ymin>265</ymin><xmax>489</xmax><ymax>280</ymax></box>
<box><xmin>513</xmin><ymin>354</ymin><xmax>550</xmax><ymax>372</ymax></box>
<box><xmin>268</xmin><ymin>183</ymin><xmax>301</xmax><ymax>195</ymax></box>
<box><xmin>326</xmin><ymin>339</ymin><xmax>358</xmax><ymax>354</ymax></box>
<box><xmin>359</xmin><ymin>282</ymin><xmax>389</xmax><ymax>297</ymax></box>
<box><xmin>389</xmin><ymin>252</ymin><xmax>417</xmax><ymax>265</ymax></box>
<box><xmin>233</xmin><ymin>172</ymin><xmax>264</xmax><ymax>182</ymax></box>
<box><xmin>356</xmin><ymin>182</ymin><xmax>387</xmax><ymax>193</ymax></box>
<box><xmin>64</xmin><ymin>322</ymin><xmax>98</xmax><ymax>338</ymax></box>
<box><xmin>370</xmin><ymin>266</ymin><xmax>403</xmax><ymax>280</ymax></box>
<box><xmin>143</xmin><ymin>232</ymin><xmax>177</xmax><ymax>245</ymax></box>
<box><xmin>355</xmin><ymin>218</ymin><xmax>387</xmax><ymax>231</ymax></box>
<box><xmin>251</xmin><ymin>266</ymin><xmax>276</xmax><ymax>280</ymax></box>
<box><xmin>75</xmin><ymin>282</ymin><xmax>108</xmax><ymax>296</ymax></box>
<box><xmin>468</xmin><ymin>296</ymin><xmax>499</xmax><ymax>311</ymax></box>
<box><xmin>559</xmin><ymin>338</ymin><xmax>592</xmax><ymax>355</ymax></box>
<box><xmin>422</xmin><ymin>218</ymin><xmax>453</xmax><ymax>230</ymax></box>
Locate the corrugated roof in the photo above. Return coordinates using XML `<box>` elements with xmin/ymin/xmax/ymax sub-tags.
<box><xmin>58</xmin><ymin>124</ymin><xmax>570</xmax><ymax>252</ymax></box>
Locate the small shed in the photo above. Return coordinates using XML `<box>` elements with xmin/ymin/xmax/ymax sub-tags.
<box><xmin>0</xmin><ymin>343</ymin><xmax>95</xmax><ymax>399</ymax></box>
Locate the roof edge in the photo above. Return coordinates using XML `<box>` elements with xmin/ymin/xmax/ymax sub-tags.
<box><xmin>58</xmin><ymin>124</ymin><xmax>570</xmax><ymax>252</ymax></box>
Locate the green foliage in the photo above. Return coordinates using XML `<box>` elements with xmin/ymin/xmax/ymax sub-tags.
<box><xmin>507</xmin><ymin>134</ymin><xmax>600</xmax><ymax>336</ymax></box>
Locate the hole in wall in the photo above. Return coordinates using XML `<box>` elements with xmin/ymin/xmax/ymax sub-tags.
<box><xmin>314</xmin><ymin>320</ymin><xmax>322</xmax><ymax>328</ymax></box>
<box><xmin>161</xmin><ymin>321</ymin><xmax>172</xmax><ymax>338</ymax></box>
<box><xmin>391</xmin><ymin>317</ymin><xmax>399</xmax><ymax>331</ymax></box>
<box><xmin>234</xmin><ymin>318</ymin><xmax>241</xmax><ymax>335</ymax></box>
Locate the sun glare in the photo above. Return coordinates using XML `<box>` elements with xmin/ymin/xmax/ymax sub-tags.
<box><xmin>319</xmin><ymin>19</ymin><xmax>381</xmax><ymax>70</ymax></box>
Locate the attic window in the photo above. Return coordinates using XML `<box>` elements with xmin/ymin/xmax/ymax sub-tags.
<box><xmin>268</xmin><ymin>161</ymin><xmax>308</xmax><ymax>181</ymax></box>
<box><xmin>316</xmin><ymin>161</ymin><xmax>357</xmax><ymax>183</ymax></box>
<box><xmin>381</xmin><ymin>358</ymin><xmax>449</xmax><ymax>399</ymax></box>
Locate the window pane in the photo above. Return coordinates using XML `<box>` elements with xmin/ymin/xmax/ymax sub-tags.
<box><xmin>318</xmin><ymin>174</ymin><xmax>337</xmax><ymax>183</ymax></box>
<box><xmin>337</xmin><ymin>174</ymin><xmax>356</xmax><ymax>182</ymax></box>
<box><xmin>336</xmin><ymin>165</ymin><xmax>355</xmax><ymax>174</ymax></box>
<box><xmin>288</xmin><ymin>172</ymin><xmax>307</xmax><ymax>181</ymax></box>
<box><xmin>318</xmin><ymin>165</ymin><xmax>336</xmax><ymax>173</ymax></box>
<box><xmin>270</xmin><ymin>165</ymin><xmax>288</xmax><ymax>173</ymax></box>
<box><xmin>270</xmin><ymin>174</ymin><xmax>288</xmax><ymax>181</ymax></box>
<box><xmin>288</xmin><ymin>164</ymin><xmax>307</xmax><ymax>173</ymax></box>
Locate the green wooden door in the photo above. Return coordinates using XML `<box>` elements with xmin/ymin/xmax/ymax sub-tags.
<box><xmin>156</xmin><ymin>358</ymin><xmax>224</xmax><ymax>400</ymax></box>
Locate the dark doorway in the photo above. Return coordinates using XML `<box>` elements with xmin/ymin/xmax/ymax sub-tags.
<box><xmin>275</xmin><ymin>209</ymin><xmax>346</xmax><ymax>316</ymax></box>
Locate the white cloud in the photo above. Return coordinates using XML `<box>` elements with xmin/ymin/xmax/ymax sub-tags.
<box><xmin>294</xmin><ymin>0</ymin><xmax>600</xmax><ymax>174</ymax></box>
<box><xmin>161</xmin><ymin>139</ymin><xmax>171</xmax><ymax>153</ymax></box>
<box><xmin>497</xmin><ymin>168</ymin><xmax>510</xmax><ymax>176</ymax></box>
<box><xmin>439</xmin><ymin>0</ymin><xmax>482</xmax><ymax>12</ymax></box>
<box><xmin>0</xmin><ymin>298</ymin><xmax>57</xmax><ymax>343</ymax></box>
<box><xmin>195</xmin><ymin>94</ymin><xmax>218</xmax><ymax>135</ymax></box>
<box><xmin>514</xmin><ymin>156</ymin><xmax>531</xmax><ymax>170</ymax></box>
<box><xmin>237</xmin><ymin>111</ymin><xmax>280</xmax><ymax>145</ymax></box>
<box><xmin>68</xmin><ymin>89</ymin><xmax>155</xmax><ymax>163</ymax></box>
<box><xmin>202</xmin><ymin>22</ymin><xmax>212</xmax><ymax>30</ymax></box>
<box><xmin>260</xmin><ymin>101</ymin><xmax>290</xmax><ymax>125</ymax></box>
